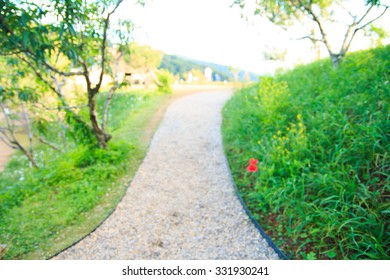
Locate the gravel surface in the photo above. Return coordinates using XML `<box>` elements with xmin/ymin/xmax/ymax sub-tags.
<box><xmin>54</xmin><ymin>90</ymin><xmax>279</xmax><ymax>260</ymax></box>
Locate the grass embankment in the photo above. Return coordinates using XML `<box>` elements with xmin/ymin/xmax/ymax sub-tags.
<box><xmin>0</xmin><ymin>89</ymin><xmax>171</xmax><ymax>259</ymax></box>
<box><xmin>222</xmin><ymin>46</ymin><xmax>389</xmax><ymax>259</ymax></box>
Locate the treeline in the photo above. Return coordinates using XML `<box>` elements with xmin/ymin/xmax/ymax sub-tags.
<box><xmin>159</xmin><ymin>54</ymin><xmax>258</xmax><ymax>82</ymax></box>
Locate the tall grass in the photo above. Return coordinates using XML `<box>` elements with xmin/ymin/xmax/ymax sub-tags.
<box><xmin>222</xmin><ymin>45</ymin><xmax>389</xmax><ymax>259</ymax></box>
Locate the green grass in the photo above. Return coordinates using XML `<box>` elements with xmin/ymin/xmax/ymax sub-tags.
<box><xmin>222</xmin><ymin>45</ymin><xmax>389</xmax><ymax>259</ymax></box>
<box><xmin>0</xmin><ymin>89</ymin><xmax>171</xmax><ymax>259</ymax></box>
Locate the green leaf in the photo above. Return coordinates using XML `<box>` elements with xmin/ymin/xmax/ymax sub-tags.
<box><xmin>18</xmin><ymin>90</ymin><xmax>31</xmax><ymax>102</ymax></box>
<box><xmin>59</xmin><ymin>23</ymin><xmax>65</xmax><ymax>39</ymax></box>
<box><xmin>67</xmin><ymin>23</ymin><xmax>76</xmax><ymax>36</ymax></box>
<box><xmin>23</xmin><ymin>31</ymin><xmax>29</xmax><ymax>48</ymax></box>
<box><xmin>306</xmin><ymin>252</ymin><xmax>317</xmax><ymax>260</ymax></box>
<box><xmin>327</xmin><ymin>251</ymin><xmax>337</xmax><ymax>259</ymax></box>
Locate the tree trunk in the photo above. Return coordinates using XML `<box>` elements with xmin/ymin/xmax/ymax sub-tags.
<box><xmin>329</xmin><ymin>52</ymin><xmax>345</xmax><ymax>68</ymax></box>
<box><xmin>88</xmin><ymin>90</ymin><xmax>111</xmax><ymax>148</ymax></box>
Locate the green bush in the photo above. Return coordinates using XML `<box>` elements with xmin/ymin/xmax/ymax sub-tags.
<box><xmin>155</xmin><ymin>69</ymin><xmax>175</xmax><ymax>94</ymax></box>
<box><xmin>222</xmin><ymin>45</ymin><xmax>390</xmax><ymax>259</ymax></box>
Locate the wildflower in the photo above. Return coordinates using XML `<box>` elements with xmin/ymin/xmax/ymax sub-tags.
<box><xmin>247</xmin><ymin>158</ymin><xmax>259</xmax><ymax>173</ymax></box>
<box><xmin>247</xmin><ymin>164</ymin><xmax>258</xmax><ymax>172</ymax></box>
<box><xmin>297</xmin><ymin>114</ymin><xmax>301</xmax><ymax>120</ymax></box>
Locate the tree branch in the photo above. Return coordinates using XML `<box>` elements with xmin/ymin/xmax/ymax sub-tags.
<box><xmin>0</xmin><ymin>102</ymin><xmax>16</xmax><ymax>141</ymax></box>
<box><xmin>17</xmin><ymin>54</ymin><xmax>62</xmax><ymax>96</ymax></box>
<box><xmin>0</xmin><ymin>134</ymin><xmax>18</xmax><ymax>149</ymax></box>
<box><xmin>41</xmin><ymin>60</ymin><xmax>86</xmax><ymax>77</ymax></box>
<box><xmin>36</xmin><ymin>134</ymin><xmax>61</xmax><ymax>152</ymax></box>
<box><xmin>356</xmin><ymin>2</ymin><xmax>375</xmax><ymax>26</ymax></box>
<box><xmin>101</xmin><ymin>48</ymin><xmax>123</xmax><ymax>130</ymax></box>
<box><xmin>0</xmin><ymin>128</ymin><xmax>18</xmax><ymax>149</ymax></box>
<box><xmin>342</xmin><ymin>5</ymin><xmax>388</xmax><ymax>56</ymax></box>
<box><xmin>298</xmin><ymin>0</ymin><xmax>334</xmax><ymax>56</ymax></box>
<box><xmin>34</xmin><ymin>102</ymin><xmax>87</xmax><ymax>111</ymax></box>
<box><xmin>357</xmin><ymin>6</ymin><xmax>388</xmax><ymax>31</ymax></box>
<box><xmin>340</xmin><ymin>2</ymin><xmax>357</xmax><ymax>20</ymax></box>
<box><xmin>94</xmin><ymin>0</ymin><xmax>124</xmax><ymax>94</ymax></box>
<box><xmin>295</xmin><ymin>34</ymin><xmax>324</xmax><ymax>42</ymax></box>
<box><xmin>16</xmin><ymin>54</ymin><xmax>83</xmax><ymax>122</ymax></box>
<box><xmin>0</xmin><ymin>101</ymin><xmax>39</xmax><ymax>168</ymax></box>
<box><xmin>21</xmin><ymin>102</ymin><xmax>33</xmax><ymax>154</ymax></box>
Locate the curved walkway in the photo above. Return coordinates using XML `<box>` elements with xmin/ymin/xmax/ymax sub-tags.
<box><xmin>55</xmin><ymin>90</ymin><xmax>279</xmax><ymax>260</ymax></box>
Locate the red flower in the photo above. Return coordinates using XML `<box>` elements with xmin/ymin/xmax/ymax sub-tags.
<box><xmin>247</xmin><ymin>164</ymin><xmax>258</xmax><ymax>172</ymax></box>
<box><xmin>247</xmin><ymin>158</ymin><xmax>259</xmax><ymax>173</ymax></box>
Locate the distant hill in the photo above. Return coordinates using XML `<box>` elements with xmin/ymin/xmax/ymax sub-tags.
<box><xmin>158</xmin><ymin>54</ymin><xmax>259</xmax><ymax>82</ymax></box>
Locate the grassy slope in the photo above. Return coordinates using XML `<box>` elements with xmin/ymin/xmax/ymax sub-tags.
<box><xmin>222</xmin><ymin>46</ymin><xmax>389</xmax><ymax>259</ymax></box>
<box><xmin>0</xmin><ymin>89</ymin><xmax>171</xmax><ymax>259</ymax></box>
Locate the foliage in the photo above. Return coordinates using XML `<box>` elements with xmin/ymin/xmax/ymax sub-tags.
<box><xmin>121</xmin><ymin>42</ymin><xmax>163</xmax><ymax>87</ymax></box>
<box><xmin>222</xmin><ymin>45</ymin><xmax>390</xmax><ymax>259</ymax></box>
<box><xmin>366</xmin><ymin>24</ymin><xmax>389</xmax><ymax>47</ymax></box>
<box><xmin>155</xmin><ymin>69</ymin><xmax>175</xmax><ymax>94</ymax></box>
<box><xmin>0</xmin><ymin>0</ymin><xmax>139</xmax><ymax>149</ymax></box>
<box><xmin>159</xmin><ymin>54</ymin><xmax>235</xmax><ymax>81</ymax></box>
<box><xmin>0</xmin><ymin>89</ymin><xmax>166</xmax><ymax>259</ymax></box>
<box><xmin>233</xmin><ymin>0</ymin><xmax>389</xmax><ymax>67</ymax></box>
<box><xmin>126</xmin><ymin>42</ymin><xmax>163</xmax><ymax>73</ymax></box>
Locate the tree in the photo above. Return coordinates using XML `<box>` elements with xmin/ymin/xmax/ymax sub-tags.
<box><xmin>0</xmin><ymin>55</ymin><xmax>64</xmax><ymax>168</ymax></box>
<box><xmin>233</xmin><ymin>0</ymin><xmax>389</xmax><ymax>67</ymax></box>
<box><xmin>125</xmin><ymin>42</ymin><xmax>163</xmax><ymax>87</ymax></box>
<box><xmin>228</xmin><ymin>66</ymin><xmax>240</xmax><ymax>82</ymax></box>
<box><xmin>0</xmin><ymin>0</ymin><xmax>143</xmax><ymax>149</ymax></box>
<box><xmin>263</xmin><ymin>46</ymin><xmax>287</xmax><ymax>61</ymax></box>
<box><xmin>190</xmin><ymin>68</ymin><xmax>206</xmax><ymax>82</ymax></box>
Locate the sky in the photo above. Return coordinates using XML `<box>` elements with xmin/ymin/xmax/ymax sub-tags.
<box><xmin>116</xmin><ymin>0</ymin><xmax>390</xmax><ymax>75</ymax></box>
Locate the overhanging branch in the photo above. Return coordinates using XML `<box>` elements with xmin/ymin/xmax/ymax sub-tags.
<box><xmin>94</xmin><ymin>0</ymin><xmax>125</xmax><ymax>94</ymax></box>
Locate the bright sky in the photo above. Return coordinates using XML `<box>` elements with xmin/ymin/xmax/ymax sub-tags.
<box><xmin>117</xmin><ymin>0</ymin><xmax>390</xmax><ymax>75</ymax></box>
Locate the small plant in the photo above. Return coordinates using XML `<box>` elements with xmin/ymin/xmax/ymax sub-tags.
<box><xmin>155</xmin><ymin>69</ymin><xmax>175</xmax><ymax>94</ymax></box>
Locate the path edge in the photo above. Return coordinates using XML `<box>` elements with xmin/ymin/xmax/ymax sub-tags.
<box><xmin>48</xmin><ymin>97</ymin><xmax>172</xmax><ymax>260</ymax></box>
<box><xmin>222</xmin><ymin>153</ymin><xmax>289</xmax><ymax>260</ymax></box>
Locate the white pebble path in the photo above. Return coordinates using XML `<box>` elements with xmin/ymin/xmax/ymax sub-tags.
<box><xmin>54</xmin><ymin>90</ymin><xmax>279</xmax><ymax>260</ymax></box>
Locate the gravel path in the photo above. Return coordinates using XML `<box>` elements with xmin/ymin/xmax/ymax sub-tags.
<box><xmin>55</xmin><ymin>90</ymin><xmax>279</xmax><ymax>260</ymax></box>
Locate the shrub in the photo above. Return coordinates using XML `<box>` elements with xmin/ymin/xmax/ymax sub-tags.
<box><xmin>155</xmin><ymin>69</ymin><xmax>175</xmax><ymax>94</ymax></box>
